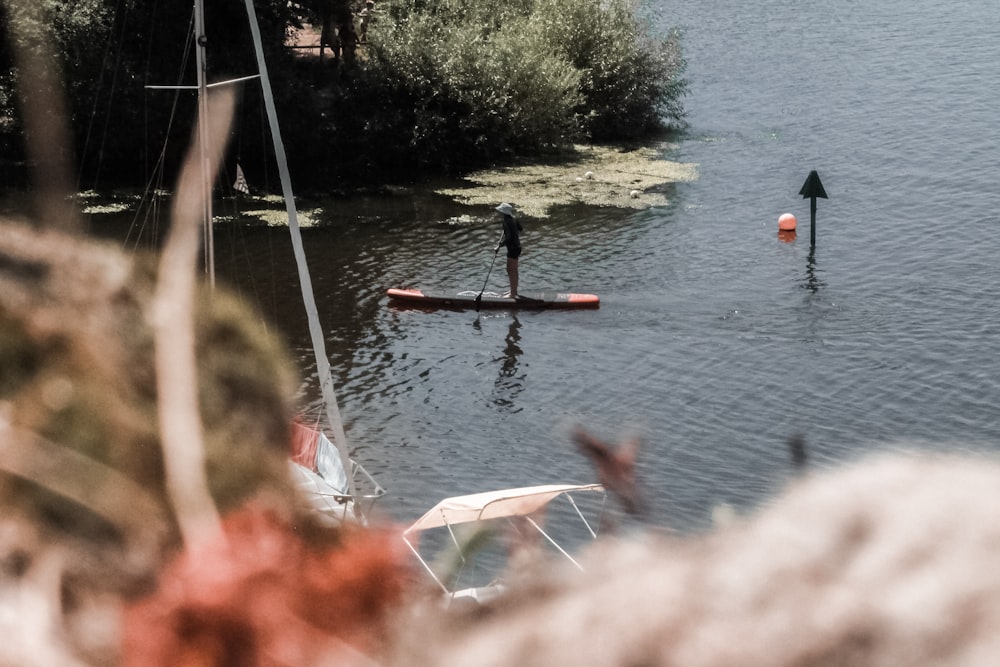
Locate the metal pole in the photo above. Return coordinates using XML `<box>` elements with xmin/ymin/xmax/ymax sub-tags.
<box><xmin>193</xmin><ymin>0</ymin><xmax>214</xmax><ymax>287</ymax></box>
<box><xmin>241</xmin><ymin>0</ymin><xmax>359</xmax><ymax>503</ymax></box>
<box><xmin>810</xmin><ymin>197</ymin><xmax>817</xmax><ymax>248</ymax></box>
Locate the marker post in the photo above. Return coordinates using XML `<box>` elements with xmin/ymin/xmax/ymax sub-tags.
<box><xmin>798</xmin><ymin>170</ymin><xmax>828</xmax><ymax>248</ymax></box>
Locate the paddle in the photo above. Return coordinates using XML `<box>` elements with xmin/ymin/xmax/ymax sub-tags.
<box><xmin>475</xmin><ymin>233</ymin><xmax>504</xmax><ymax>312</ymax></box>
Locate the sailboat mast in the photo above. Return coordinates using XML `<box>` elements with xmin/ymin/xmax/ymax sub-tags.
<box><xmin>193</xmin><ymin>0</ymin><xmax>215</xmax><ymax>287</ymax></box>
<box><xmin>240</xmin><ymin>0</ymin><xmax>359</xmax><ymax>503</ymax></box>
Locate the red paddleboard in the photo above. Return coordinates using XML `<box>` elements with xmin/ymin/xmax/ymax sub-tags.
<box><xmin>387</xmin><ymin>288</ymin><xmax>599</xmax><ymax>309</ymax></box>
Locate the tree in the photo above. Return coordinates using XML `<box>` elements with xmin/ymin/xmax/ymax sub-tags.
<box><xmin>1</xmin><ymin>0</ymin><xmax>687</xmax><ymax>189</ymax></box>
<box><xmin>0</xmin><ymin>0</ymin><xmax>295</xmax><ymax>189</ymax></box>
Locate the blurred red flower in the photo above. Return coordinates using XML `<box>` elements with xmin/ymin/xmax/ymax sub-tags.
<box><xmin>122</xmin><ymin>504</ymin><xmax>411</xmax><ymax>666</ymax></box>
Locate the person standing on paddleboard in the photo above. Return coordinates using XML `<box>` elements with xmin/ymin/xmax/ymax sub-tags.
<box><xmin>495</xmin><ymin>202</ymin><xmax>523</xmax><ymax>299</ymax></box>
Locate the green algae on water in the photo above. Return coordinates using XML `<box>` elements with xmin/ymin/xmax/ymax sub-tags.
<box><xmin>436</xmin><ymin>144</ymin><xmax>698</xmax><ymax>218</ymax></box>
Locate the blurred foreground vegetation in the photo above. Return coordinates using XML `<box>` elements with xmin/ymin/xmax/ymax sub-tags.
<box><xmin>0</xmin><ymin>0</ymin><xmax>686</xmax><ymax>191</ymax></box>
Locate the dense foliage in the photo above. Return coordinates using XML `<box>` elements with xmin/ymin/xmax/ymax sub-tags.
<box><xmin>0</xmin><ymin>0</ymin><xmax>295</xmax><ymax>189</ymax></box>
<box><xmin>321</xmin><ymin>0</ymin><xmax>687</xmax><ymax>177</ymax></box>
<box><xmin>0</xmin><ymin>0</ymin><xmax>686</xmax><ymax>189</ymax></box>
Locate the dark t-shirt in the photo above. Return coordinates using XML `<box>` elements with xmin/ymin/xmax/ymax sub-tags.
<box><xmin>500</xmin><ymin>215</ymin><xmax>523</xmax><ymax>258</ymax></box>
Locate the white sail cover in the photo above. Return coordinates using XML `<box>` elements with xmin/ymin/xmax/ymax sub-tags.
<box><xmin>404</xmin><ymin>484</ymin><xmax>603</xmax><ymax>535</ymax></box>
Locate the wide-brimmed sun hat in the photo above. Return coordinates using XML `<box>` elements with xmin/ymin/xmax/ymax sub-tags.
<box><xmin>495</xmin><ymin>203</ymin><xmax>515</xmax><ymax>216</ymax></box>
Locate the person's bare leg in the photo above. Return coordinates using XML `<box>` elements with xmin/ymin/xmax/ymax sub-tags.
<box><xmin>507</xmin><ymin>257</ymin><xmax>519</xmax><ymax>298</ymax></box>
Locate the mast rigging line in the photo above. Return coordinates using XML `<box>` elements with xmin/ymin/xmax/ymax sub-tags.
<box><xmin>133</xmin><ymin>1</ymin><xmax>359</xmax><ymax>504</ymax></box>
<box><xmin>240</xmin><ymin>0</ymin><xmax>360</xmax><ymax>503</ymax></box>
<box><xmin>77</xmin><ymin>0</ymin><xmax>130</xmax><ymax>192</ymax></box>
<box><xmin>145</xmin><ymin>73</ymin><xmax>262</xmax><ymax>91</ymax></box>
<box><xmin>125</xmin><ymin>9</ymin><xmax>196</xmax><ymax>254</ymax></box>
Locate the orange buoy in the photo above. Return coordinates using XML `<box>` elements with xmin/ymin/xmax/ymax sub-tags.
<box><xmin>778</xmin><ymin>213</ymin><xmax>797</xmax><ymax>231</ymax></box>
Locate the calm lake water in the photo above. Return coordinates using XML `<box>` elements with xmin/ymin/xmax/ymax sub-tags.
<box><xmin>67</xmin><ymin>0</ymin><xmax>1000</xmax><ymax>531</ymax></box>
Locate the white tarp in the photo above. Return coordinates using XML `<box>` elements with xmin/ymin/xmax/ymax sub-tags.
<box><xmin>404</xmin><ymin>484</ymin><xmax>604</xmax><ymax>535</ymax></box>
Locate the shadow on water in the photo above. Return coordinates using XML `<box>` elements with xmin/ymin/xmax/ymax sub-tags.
<box><xmin>492</xmin><ymin>315</ymin><xmax>525</xmax><ymax>411</ymax></box>
<box><xmin>801</xmin><ymin>250</ymin><xmax>824</xmax><ymax>294</ymax></box>
<box><xmin>470</xmin><ymin>313</ymin><xmax>527</xmax><ymax>413</ymax></box>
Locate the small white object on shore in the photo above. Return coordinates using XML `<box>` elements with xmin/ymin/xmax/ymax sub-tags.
<box><xmin>585</xmin><ymin>171</ymin><xmax>595</xmax><ymax>180</ymax></box>
<box><xmin>630</xmin><ymin>190</ymin><xmax>641</xmax><ymax>198</ymax></box>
